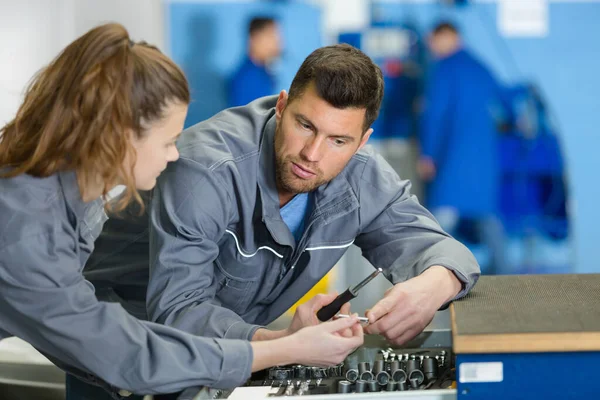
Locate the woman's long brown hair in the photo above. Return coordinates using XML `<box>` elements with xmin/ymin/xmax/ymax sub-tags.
<box><xmin>0</xmin><ymin>23</ymin><xmax>189</xmax><ymax>211</ymax></box>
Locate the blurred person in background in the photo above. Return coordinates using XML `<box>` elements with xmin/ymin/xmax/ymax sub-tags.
<box><xmin>0</xmin><ymin>23</ymin><xmax>364</xmax><ymax>400</ymax></box>
<box><xmin>228</xmin><ymin>16</ymin><xmax>282</xmax><ymax>107</ymax></box>
<box><xmin>418</xmin><ymin>22</ymin><xmax>506</xmax><ymax>274</ymax></box>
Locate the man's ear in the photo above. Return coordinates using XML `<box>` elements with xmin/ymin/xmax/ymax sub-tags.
<box><xmin>275</xmin><ymin>90</ymin><xmax>288</xmax><ymax>121</ymax></box>
<box><xmin>357</xmin><ymin>128</ymin><xmax>373</xmax><ymax>153</ymax></box>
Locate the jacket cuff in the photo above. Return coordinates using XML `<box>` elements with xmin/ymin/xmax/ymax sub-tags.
<box><xmin>423</xmin><ymin>258</ymin><xmax>480</xmax><ymax>309</ymax></box>
<box><xmin>213</xmin><ymin>339</ymin><xmax>253</xmax><ymax>388</ymax></box>
<box><xmin>224</xmin><ymin>321</ymin><xmax>263</xmax><ymax>341</ymax></box>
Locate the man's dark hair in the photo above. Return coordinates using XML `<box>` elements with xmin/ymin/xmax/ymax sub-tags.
<box><xmin>248</xmin><ymin>17</ymin><xmax>276</xmax><ymax>37</ymax></box>
<box><xmin>432</xmin><ymin>21</ymin><xmax>459</xmax><ymax>35</ymax></box>
<box><xmin>288</xmin><ymin>44</ymin><xmax>384</xmax><ymax>132</ymax></box>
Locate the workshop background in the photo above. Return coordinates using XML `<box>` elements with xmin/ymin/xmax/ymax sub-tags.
<box><xmin>0</xmin><ymin>0</ymin><xmax>599</xmax><ymax>399</ymax></box>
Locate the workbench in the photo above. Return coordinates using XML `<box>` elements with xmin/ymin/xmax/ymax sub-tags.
<box><xmin>214</xmin><ymin>274</ymin><xmax>600</xmax><ymax>399</ymax></box>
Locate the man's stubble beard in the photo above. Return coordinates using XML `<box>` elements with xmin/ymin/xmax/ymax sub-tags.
<box><xmin>274</xmin><ymin>124</ymin><xmax>327</xmax><ymax>194</ymax></box>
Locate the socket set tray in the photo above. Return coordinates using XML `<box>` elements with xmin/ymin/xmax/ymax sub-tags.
<box><xmin>218</xmin><ymin>346</ymin><xmax>454</xmax><ymax>397</ymax></box>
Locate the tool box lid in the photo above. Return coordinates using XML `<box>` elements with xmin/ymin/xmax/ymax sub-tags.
<box><xmin>451</xmin><ymin>274</ymin><xmax>600</xmax><ymax>353</ymax></box>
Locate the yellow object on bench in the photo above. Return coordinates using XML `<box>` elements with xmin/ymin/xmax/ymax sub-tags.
<box><xmin>285</xmin><ymin>270</ymin><xmax>334</xmax><ymax>315</ymax></box>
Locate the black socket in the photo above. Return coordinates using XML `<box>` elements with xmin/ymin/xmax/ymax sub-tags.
<box><xmin>410</xmin><ymin>377</ymin><xmax>420</xmax><ymax>389</ymax></box>
<box><xmin>360</xmin><ymin>370</ymin><xmax>374</xmax><ymax>381</ymax></box>
<box><xmin>294</xmin><ymin>366</ymin><xmax>307</xmax><ymax>380</ymax></box>
<box><xmin>355</xmin><ymin>379</ymin><xmax>367</xmax><ymax>393</ymax></box>
<box><xmin>392</xmin><ymin>368</ymin><xmax>407</xmax><ymax>384</ymax></box>
<box><xmin>273</xmin><ymin>368</ymin><xmax>292</xmax><ymax>381</ymax></box>
<box><xmin>372</xmin><ymin>360</ymin><xmax>385</xmax><ymax>375</ymax></box>
<box><xmin>367</xmin><ymin>380</ymin><xmax>379</xmax><ymax>392</ymax></box>
<box><xmin>376</xmin><ymin>371</ymin><xmax>390</xmax><ymax>386</ymax></box>
<box><xmin>399</xmin><ymin>360</ymin><xmax>408</xmax><ymax>371</ymax></box>
<box><xmin>398</xmin><ymin>379</ymin><xmax>408</xmax><ymax>391</ymax></box>
<box><xmin>407</xmin><ymin>359</ymin><xmax>421</xmax><ymax>374</ymax></box>
<box><xmin>409</xmin><ymin>369</ymin><xmax>425</xmax><ymax>386</ymax></box>
<box><xmin>268</xmin><ymin>369</ymin><xmax>277</xmax><ymax>380</ymax></box>
<box><xmin>312</xmin><ymin>367</ymin><xmax>327</xmax><ymax>379</ymax></box>
<box><xmin>386</xmin><ymin>381</ymin><xmax>397</xmax><ymax>391</ymax></box>
<box><xmin>345</xmin><ymin>369</ymin><xmax>359</xmax><ymax>383</ymax></box>
<box><xmin>358</xmin><ymin>362</ymin><xmax>371</xmax><ymax>375</ymax></box>
<box><xmin>338</xmin><ymin>380</ymin><xmax>353</xmax><ymax>394</ymax></box>
<box><xmin>423</xmin><ymin>357</ymin><xmax>438</xmax><ymax>381</ymax></box>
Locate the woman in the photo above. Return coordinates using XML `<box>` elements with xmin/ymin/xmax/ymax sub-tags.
<box><xmin>0</xmin><ymin>23</ymin><xmax>363</xmax><ymax>399</ymax></box>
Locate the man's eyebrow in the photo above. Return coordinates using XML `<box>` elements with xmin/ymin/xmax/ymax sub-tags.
<box><xmin>330</xmin><ymin>135</ymin><xmax>356</xmax><ymax>142</ymax></box>
<box><xmin>295</xmin><ymin>113</ymin><xmax>317</xmax><ymax>130</ymax></box>
<box><xmin>295</xmin><ymin>113</ymin><xmax>357</xmax><ymax>141</ymax></box>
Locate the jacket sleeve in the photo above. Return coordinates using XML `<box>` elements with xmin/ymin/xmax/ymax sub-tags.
<box><xmin>353</xmin><ymin>157</ymin><xmax>480</xmax><ymax>300</ymax></box>
<box><xmin>420</xmin><ymin>63</ymin><xmax>453</xmax><ymax>164</ymax></box>
<box><xmin>147</xmin><ymin>157</ymin><xmax>261</xmax><ymax>342</ymax></box>
<box><xmin>0</xmin><ymin>232</ymin><xmax>252</xmax><ymax>394</ymax></box>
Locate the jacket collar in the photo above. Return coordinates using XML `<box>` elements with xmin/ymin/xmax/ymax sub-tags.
<box><xmin>257</xmin><ymin>116</ymin><xmax>295</xmax><ymax>246</ymax></box>
<box><xmin>57</xmin><ymin>170</ymin><xmax>103</xmax><ymax>220</ymax></box>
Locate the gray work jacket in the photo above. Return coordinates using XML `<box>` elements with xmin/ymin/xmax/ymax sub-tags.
<box><xmin>147</xmin><ymin>96</ymin><xmax>480</xmax><ymax>340</ymax></box>
<box><xmin>0</xmin><ymin>170</ymin><xmax>252</xmax><ymax>396</ymax></box>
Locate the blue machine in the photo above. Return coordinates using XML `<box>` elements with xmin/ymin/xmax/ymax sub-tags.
<box><xmin>497</xmin><ymin>84</ymin><xmax>569</xmax><ymax>240</ymax></box>
<box><xmin>493</xmin><ymin>84</ymin><xmax>571</xmax><ymax>273</ymax></box>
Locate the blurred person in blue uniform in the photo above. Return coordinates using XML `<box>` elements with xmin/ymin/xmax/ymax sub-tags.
<box><xmin>228</xmin><ymin>16</ymin><xmax>282</xmax><ymax>107</ymax></box>
<box><xmin>418</xmin><ymin>22</ymin><xmax>506</xmax><ymax>274</ymax></box>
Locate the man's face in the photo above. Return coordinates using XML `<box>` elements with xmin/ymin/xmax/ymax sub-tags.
<box><xmin>253</xmin><ymin>23</ymin><xmax>282</xmax><ymax>62</ymax></box>
<box><xmin>263</xmin><ymin>23</ymin><xmax>282</xmax><ymax>60</ymax></box>
<box><xmin>274</xmin><ymin>83</ymin><xmax>372</xmax><ymax>203</ymax></box>
<box><xmin>428</xmin><ymin>31</ymin><xmax>459</xmax><ymax>59</ymax></box>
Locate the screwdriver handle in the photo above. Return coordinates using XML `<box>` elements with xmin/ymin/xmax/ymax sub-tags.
<box><xmin>316</xmin><ymin>289</ymin><xmax>356</xmax><ymax>322</ymax></box>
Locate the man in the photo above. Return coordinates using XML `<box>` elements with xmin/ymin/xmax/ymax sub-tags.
<box><xmin>228</xmin><ymin>16</ymin><xmax>281</xmax><ymax>108</ymax></box>
<box><xmin>418</xmin><ymin>22</ymin><xmax>505</xmax><ymax>274</ymax></box>
<box><xmin>148</xmin><ymin>44</ymin><xmax>480</xmax><ymax>347</ymax></box>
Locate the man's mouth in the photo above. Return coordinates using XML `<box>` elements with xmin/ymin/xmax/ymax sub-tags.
<box><xmin>291</xmin><ymin>162</ymin><xmax>316</xmax><ymax>179</ymax></box>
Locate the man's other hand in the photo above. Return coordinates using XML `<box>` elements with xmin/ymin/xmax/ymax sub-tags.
<box><xmin>364</xmin><ymin>266</ymin><xmax>461</xmax><ymax>345</ymax></box>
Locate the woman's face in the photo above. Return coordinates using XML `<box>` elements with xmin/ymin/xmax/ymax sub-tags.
<box><xmin>131</xmin><ymin>102</ymin><xmax>188</xmax><ymax>190</ymax></box>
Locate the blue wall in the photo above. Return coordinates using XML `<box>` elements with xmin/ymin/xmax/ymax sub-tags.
<box><xmin>166</xmin><ymin>1</ymin><xmax>321</xmax><ymax>127</ymax></box>
<box><xmin>371</xmin><ymin>1</ymin><xmax>600</xmax><ymax>273</ymax></box>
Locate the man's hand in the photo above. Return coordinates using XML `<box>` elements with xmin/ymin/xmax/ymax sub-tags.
<box><xmin>253</xmin><ymin>293</ymin><xmax>352</xmax><ymax>341</ymax></box>
<box><xmin>287</xmin><ymin>292</ymin><xmax>352</xmax><ymax>336</ymax></box>
<box><xmin>364</xmin><ymin>266</ymin><xmax>462</xmax><ymax>345</ymax></box>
